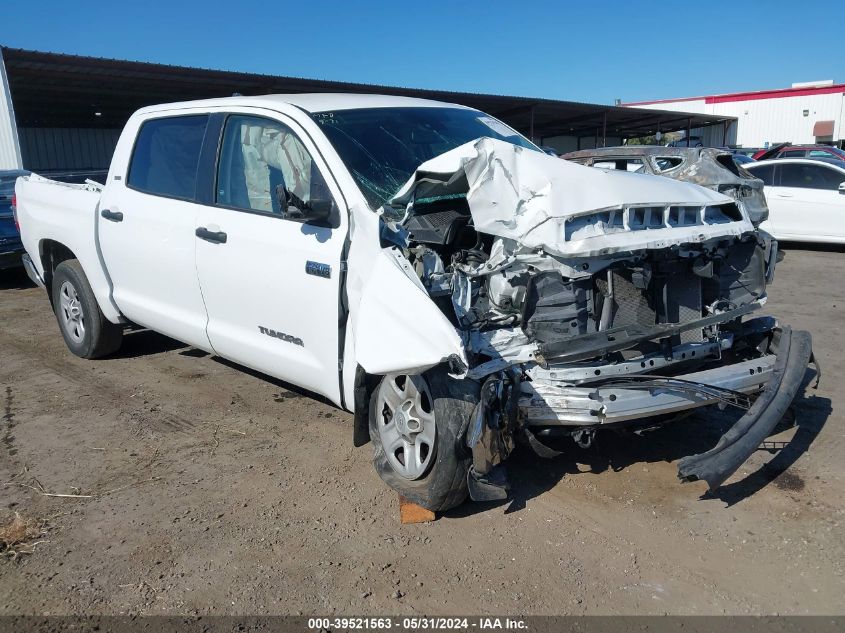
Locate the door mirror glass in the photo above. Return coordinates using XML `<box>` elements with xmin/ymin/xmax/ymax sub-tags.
<box><xmin>275</xmin><ymin>184</ymin><xmax>333</xmax><ymax>225</ymax></box>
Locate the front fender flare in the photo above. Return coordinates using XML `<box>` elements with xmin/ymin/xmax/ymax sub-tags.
<box><xmin>352</xmin><ymin>248</ymin><xmax>466</xmax><ymax>376</ymax></box>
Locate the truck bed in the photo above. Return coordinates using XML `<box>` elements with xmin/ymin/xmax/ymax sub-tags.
<box><xmin>15</xmin><ymin>174</ymin><xmax>122</xmax><ymax>321</ymax></box>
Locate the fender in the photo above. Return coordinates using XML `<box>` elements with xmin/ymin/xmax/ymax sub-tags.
<box><xmin>352</xmin><ymin>248</ymin><xmax>466</xmax><ymax>376</ymax></box>
<box><xmin>343</xmin><ymin>200</ymin><xmax>465</xmax><ymax>378</ymax></box>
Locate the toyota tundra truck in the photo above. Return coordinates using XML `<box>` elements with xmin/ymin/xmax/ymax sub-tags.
<box><xmin>14</xmin><ymin>94</ymin><xmax>815</xmax><ymax>511</ymax></box>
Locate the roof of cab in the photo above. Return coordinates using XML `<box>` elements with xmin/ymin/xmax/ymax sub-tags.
<box><xmin>135</xmin><ymin>93</ymin><xmax>474</xmax><ymax>116</ymax></box>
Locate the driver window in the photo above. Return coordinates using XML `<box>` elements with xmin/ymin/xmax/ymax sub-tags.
<box><xmin>216</xmin><ymin>115</ymin><xmax>334</xmax><ymax>218</ymax></box>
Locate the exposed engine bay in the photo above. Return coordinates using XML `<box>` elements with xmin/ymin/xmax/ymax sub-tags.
<box><xmin>374</xmin><ymin>137</ymin><xmax>814</xmax><ymax>498</ymax></box>
<box><xmin>397</xmin><ymin>186</ymin><xmax>775</xmax><ymax>389</ymax></box>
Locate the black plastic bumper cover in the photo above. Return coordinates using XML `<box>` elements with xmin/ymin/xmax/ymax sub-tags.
<box><xmin>677</xmin><ymin>326</ymin><xmax>813</xmax><ymax>490</ymax></box>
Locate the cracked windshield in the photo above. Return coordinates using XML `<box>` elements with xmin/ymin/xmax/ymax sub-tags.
<box><xmin>312</xmin><ymin>107</ymin><xmax>538</xmax><ymax>210</ymax></box>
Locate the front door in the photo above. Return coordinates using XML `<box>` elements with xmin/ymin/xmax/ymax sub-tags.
<box><xmin>194</xmin><ymin>113</ymin><xmax>348</xmax><ymax>404</ymax></box>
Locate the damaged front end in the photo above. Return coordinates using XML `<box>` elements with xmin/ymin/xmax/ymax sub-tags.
<box><xmin>380</xmin><ymin>137</ymin><xmax>814</xmax><ymax>498</ymax></box>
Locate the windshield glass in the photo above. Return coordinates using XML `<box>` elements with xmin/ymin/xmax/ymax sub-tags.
<box><xmin>311</xmin><ymin>107</ymin><xmax>538</xmax><ymax>209</ymax></box>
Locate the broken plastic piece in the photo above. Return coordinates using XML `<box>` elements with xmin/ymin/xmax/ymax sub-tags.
<box><xmin>467</xmin><ymin>465</ymin><xmax>510</xmax><ymax>502</ymax></box>
<box><xmin>677</xmin><ymin>327</ymin><xmax>813</xmax><ymax>490</ymax></box>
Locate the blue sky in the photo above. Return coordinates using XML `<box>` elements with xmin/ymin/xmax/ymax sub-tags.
<box><xmin>4</xmin><ymin>0</ymin><xmax>844</xmax><ymax>104</ymax></box>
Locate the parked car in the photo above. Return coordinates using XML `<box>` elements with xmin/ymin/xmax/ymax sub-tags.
<box><xmin>752</xmin><ymin>144</ymin><xmax>845</xmax><ymax>162</ymax></box>
<box><xmin>744</xmin><ymin>158</ymin><xmax>845</xmax><ymax>244</ymax></box>
<box><xmin>0</xmin><ymin>169</ymin><xmax>29</xmax><ymax>269</ymax></box>
<box><xmin>14</xmin><ymin>94</ymin><xmax>813</xmax><ymax>510</ymax></box>
<box><xmin>561</xmin><ymin>145</ymin><xmax>769</xmax><ymax>225</ymax></box>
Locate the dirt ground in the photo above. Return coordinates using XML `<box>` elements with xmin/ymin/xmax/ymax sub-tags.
<box><xmin>0</xmin><ymin>245</ymin><xmax>842</xmax><ymax>616</ymax></box>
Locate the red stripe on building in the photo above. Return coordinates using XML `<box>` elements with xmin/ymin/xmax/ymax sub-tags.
<box><xmin>623</xmin><ymin>83</ymin><xmax>845</xmax><ymax>107</ymax></box>
<box><xmin>705</xmin><ymin>84</ymin><xmax>845</xmax><ymax>103</ymax></box>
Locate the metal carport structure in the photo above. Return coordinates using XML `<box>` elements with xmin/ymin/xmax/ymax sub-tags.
<box><xmin>0</xmin><ymin>47</ymin><xmax>735</xmax><ymax>172</ymax></box>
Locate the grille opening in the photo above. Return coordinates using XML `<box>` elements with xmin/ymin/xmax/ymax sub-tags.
<box><xmin>667</xmin><ymin>206</ymin><xmax>700</xmax><ymax>227</ymax></box>
<box><xmin>629</xmin><ymin>207</ymin><xmax>665</xmax><ymax>230</ymax></box>
<box><xmin>704</xmin><ymin>203</ymin><xmax>742</xmax><ymax>224</ymax></box>
<box><xmin>564</xmin><ymin>209</ymin><xmax>625</xmax><ymax>241</ymax></box>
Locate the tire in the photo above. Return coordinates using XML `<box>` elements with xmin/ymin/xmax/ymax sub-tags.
<box><xmin>51</xmin><ymin>259</ymin><xmax>123</xmax><ymax>359</ymax></box>
<box><xmin>369</xmin><ymin>367</ymin><xmax>479</xmax><ymax>512</ymax></box>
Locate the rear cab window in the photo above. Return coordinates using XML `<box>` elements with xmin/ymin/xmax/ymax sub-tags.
<box><xmin>127</xmin><ymin>115</ymin><xmax>209</xmax><ymax>200</ymax></box>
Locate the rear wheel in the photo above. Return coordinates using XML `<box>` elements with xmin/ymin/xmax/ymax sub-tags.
<box><xmin>51</xmin><ymin>260</ymin><xmax>122</xmax><ymax>359</ymax></box>
<box><xmin>369</xmin><ymin>368</ymin><xmax>478</xmax><ymax>512</ymax></box>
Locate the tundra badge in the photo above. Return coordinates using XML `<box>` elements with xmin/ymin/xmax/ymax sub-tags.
<box><xmin>258</xmin><ymin>326</ymin><xmax>303</xmax><ymax>347</ymax></box>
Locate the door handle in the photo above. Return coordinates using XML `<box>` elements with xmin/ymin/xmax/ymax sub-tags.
<box><xmin>195</xmin><ymin>227</ymin><xmax>227</xmax><ymax>244</ymax></box>
<box><xmin>775</xmin><ymin>192</ymin><xmax>793</xmax><ymax>198</ymax></box>
<box><xmin>101</xmin><ymin>209</ymin><xmax>124</xmax><ymax>222</ymax></box>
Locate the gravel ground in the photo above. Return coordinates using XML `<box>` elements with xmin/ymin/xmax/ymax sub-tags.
<box><xmin>0</xmin><ymin>245</ymin><xmax>842</xmax><ymax>615</ymax></box>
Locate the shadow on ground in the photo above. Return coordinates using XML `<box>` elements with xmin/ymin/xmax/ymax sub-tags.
<box><xmin>110</xmin><ymin>328</ymin><xmax>189</xmax><ymax>358</ymax></box>
<box><xmin>106</xmin><ymin>328</ymin><xmax>328</xmax><ymax>404</ymax></box>
<box><xmin>0</xmin><ymin>267</ymin><xmax>35</xmax><ymax>290</ymax></box>
<box><xmin>780</xmin><ymin>242</ymin><xmax>845</xmax><ymax>255</ymax></box>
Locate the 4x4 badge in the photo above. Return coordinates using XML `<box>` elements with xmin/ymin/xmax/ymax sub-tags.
<box><xmin>305</xmin><ymin>261</ymin><xmax>331</xmax><ymax>278</ymax></box>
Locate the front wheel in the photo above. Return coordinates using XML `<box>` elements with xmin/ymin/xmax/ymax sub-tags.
<box><xmin>51</xmin><ymin>260</ymin><xmax>123</xmax><ymax>359</ymax></box>
<box><xmin>369</xmin><ymin>368</ymin><xmax>478</xmax><ymax>512</ymax></box>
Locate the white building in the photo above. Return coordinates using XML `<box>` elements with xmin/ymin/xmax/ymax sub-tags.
<box><xmin>624</xmin><ymin>80</ymin><xmax>845</xmax><ymax>149</ymax></box>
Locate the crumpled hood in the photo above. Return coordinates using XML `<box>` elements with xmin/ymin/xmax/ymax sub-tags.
<box><xmin>390</xmin><ymin>137</ymin><xmax>754</xmax><ymax>258</ymax></box>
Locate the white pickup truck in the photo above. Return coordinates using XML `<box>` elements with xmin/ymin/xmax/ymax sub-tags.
<box><xmin>14</xmin><ymin>94</ymin><xmax>814</xmax><ymax>511</ymax></box>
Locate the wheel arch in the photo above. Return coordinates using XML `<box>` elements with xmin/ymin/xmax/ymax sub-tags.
<box><xmin>39</xmin><ymin>239</ymin><xmax>78</xmax><ymax>305</ymax></box>
<box><xmin>38</xmin><ymin>238</ymin><xmax>123</xmax><ymax>323</ymax></box>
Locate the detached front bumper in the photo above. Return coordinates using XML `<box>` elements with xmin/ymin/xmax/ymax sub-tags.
<box><xmin>517</xmin><ymin>327</ymin><xmax>814</xmax><ymax>491</ymax></box>
<box><xmin>678</xmin><ymin>327</ymin><xmax>813</xmax><ymax>489</ymax></box>
<box><xmin>520</xmin><ymin>355</ymin><xmax>775</xmax><ymax>426</ymax></box>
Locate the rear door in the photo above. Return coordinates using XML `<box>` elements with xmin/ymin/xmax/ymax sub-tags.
<box><xmin>98</xmin><ymin>114</ymin><xmax>212</xmax><ymax>349</ymax></box>
<box><xmin>193</xmin><ymin>111</ymin><xmax>348</xmax><ymax>404</ymax></box>
<box><xmin>771</xmin><ymin>162</ymin><xmax>845</xmax><ymax>240</ymax></box>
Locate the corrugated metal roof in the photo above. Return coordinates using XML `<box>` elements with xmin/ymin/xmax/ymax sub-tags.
<box><xmin>0</xmin><ymin>47</ymin><xmax>734</xmax><ymax>140</ymax></box>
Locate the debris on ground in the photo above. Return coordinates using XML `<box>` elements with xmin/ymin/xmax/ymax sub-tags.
<box><xmin>0</xmin><ymin>512</ymin><xmax>46</xmax><ymax>559</ymax></box>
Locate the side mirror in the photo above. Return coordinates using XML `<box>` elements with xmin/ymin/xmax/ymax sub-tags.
<box><xmin>839</xmin><ymin>182</ymin><xmax>845</xmax><ymax>195</ymax></box>
<box><xmin>298</xmin><ymin>198</ymin><xmax>333</xmax><ymax>224</ymax></box>
<box><xmin>275</xmin><ymin>183</ymin><xmax>334</xmax><ymax>225</ymax></box>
